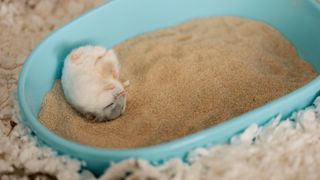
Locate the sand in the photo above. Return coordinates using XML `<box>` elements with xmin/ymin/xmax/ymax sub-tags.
<box><xmin>38</xmin><ymin>17</ymin><xmax>318</xmax><ymax>149</ymax></box>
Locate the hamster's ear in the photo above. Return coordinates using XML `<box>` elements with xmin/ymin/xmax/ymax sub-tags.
<box><xmin>70</xmin><ymin>49</ymin><xmax>82</xmax><ymax>61</ymax></box>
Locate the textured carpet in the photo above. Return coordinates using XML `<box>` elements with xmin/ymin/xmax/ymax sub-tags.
<box><xmin>0</xmin><ymin>1</ymin><xmax>102</xmax><ymax>179</ymax></box>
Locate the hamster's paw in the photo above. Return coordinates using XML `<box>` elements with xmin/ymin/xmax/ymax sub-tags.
<box><xmin>70</xmin><ymin>50</ymin><xmax>82</xmax><ymax>61</ymax></box>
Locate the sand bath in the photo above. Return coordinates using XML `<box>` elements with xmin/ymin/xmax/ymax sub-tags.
<box><xmin>39</xmin><ymin>17</ymin><xmax>317</xmax><ymax>148</ymax></box>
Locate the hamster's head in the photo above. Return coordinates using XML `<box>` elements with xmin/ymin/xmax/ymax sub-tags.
<box><xmin>84</xmin><ymin>79</ymin><xmax>127</xmax><ymax>122</ymax></box>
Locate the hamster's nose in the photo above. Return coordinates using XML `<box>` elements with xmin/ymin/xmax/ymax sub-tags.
<box><xmin>107</xmin><ymin>95</ymin><xmax>126</xmax><ymax>120</ymax></box>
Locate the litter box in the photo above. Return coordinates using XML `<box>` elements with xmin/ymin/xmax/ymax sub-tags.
<box><xmin>18</xmin><ymin>0</ymin><xmax>320</xmax><ymax>175</ymax></box>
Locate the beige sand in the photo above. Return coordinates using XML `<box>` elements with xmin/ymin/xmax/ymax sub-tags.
<box><xmin>39</xmin><ymin>17</ymin><xmax>317</xmax><ymax>149</ymax></box>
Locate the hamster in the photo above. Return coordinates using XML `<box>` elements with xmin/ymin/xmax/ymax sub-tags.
<box><xmin>61</xmin><ymin>45</ymin><xmax>126</xmax><ymax>122</ymax></box>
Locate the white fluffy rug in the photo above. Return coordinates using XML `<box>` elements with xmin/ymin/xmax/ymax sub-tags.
<box><xmin>1</xmin><ymin>1</ymin><xmax>320</xmax><ymax>179</ymax></box>
<box><xmin>100</xmin><ymin>99</ymin><xmax>320</xmax><ymax>180</ymax></box>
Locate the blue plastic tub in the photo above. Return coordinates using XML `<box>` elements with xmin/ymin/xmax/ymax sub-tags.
<box><xmin>18</xmin><ymin>0</ymin><xmax>320</xmax><ymax>175</ymax></box>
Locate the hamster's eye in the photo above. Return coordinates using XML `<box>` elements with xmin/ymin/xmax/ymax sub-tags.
<box><xmin>84</xmin><ymin>112</ymin><xmax>96</xmax><ymax>121</ymax></box>
<box><xmin>104</xmin><ymin>102</ymin><xmax>114</xmax><ymax>110</ymax></box>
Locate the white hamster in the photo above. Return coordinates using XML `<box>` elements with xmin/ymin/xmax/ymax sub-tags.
<box><xmin>61</xmin><ymin>45</ymin><xmax>126</xmax><ymax>122</ymax></box>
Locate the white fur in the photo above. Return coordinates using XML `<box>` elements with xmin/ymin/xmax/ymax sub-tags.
<box><xmin>61</xmin><ymin>45</ymin><xmax>126</xmax><ymax>121</ymax></box>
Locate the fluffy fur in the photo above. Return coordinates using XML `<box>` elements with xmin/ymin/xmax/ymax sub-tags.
<box><xmin>61</xmin><ymin>45</ymin><xmax>126</xmax><ymax>122</ymax></box>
